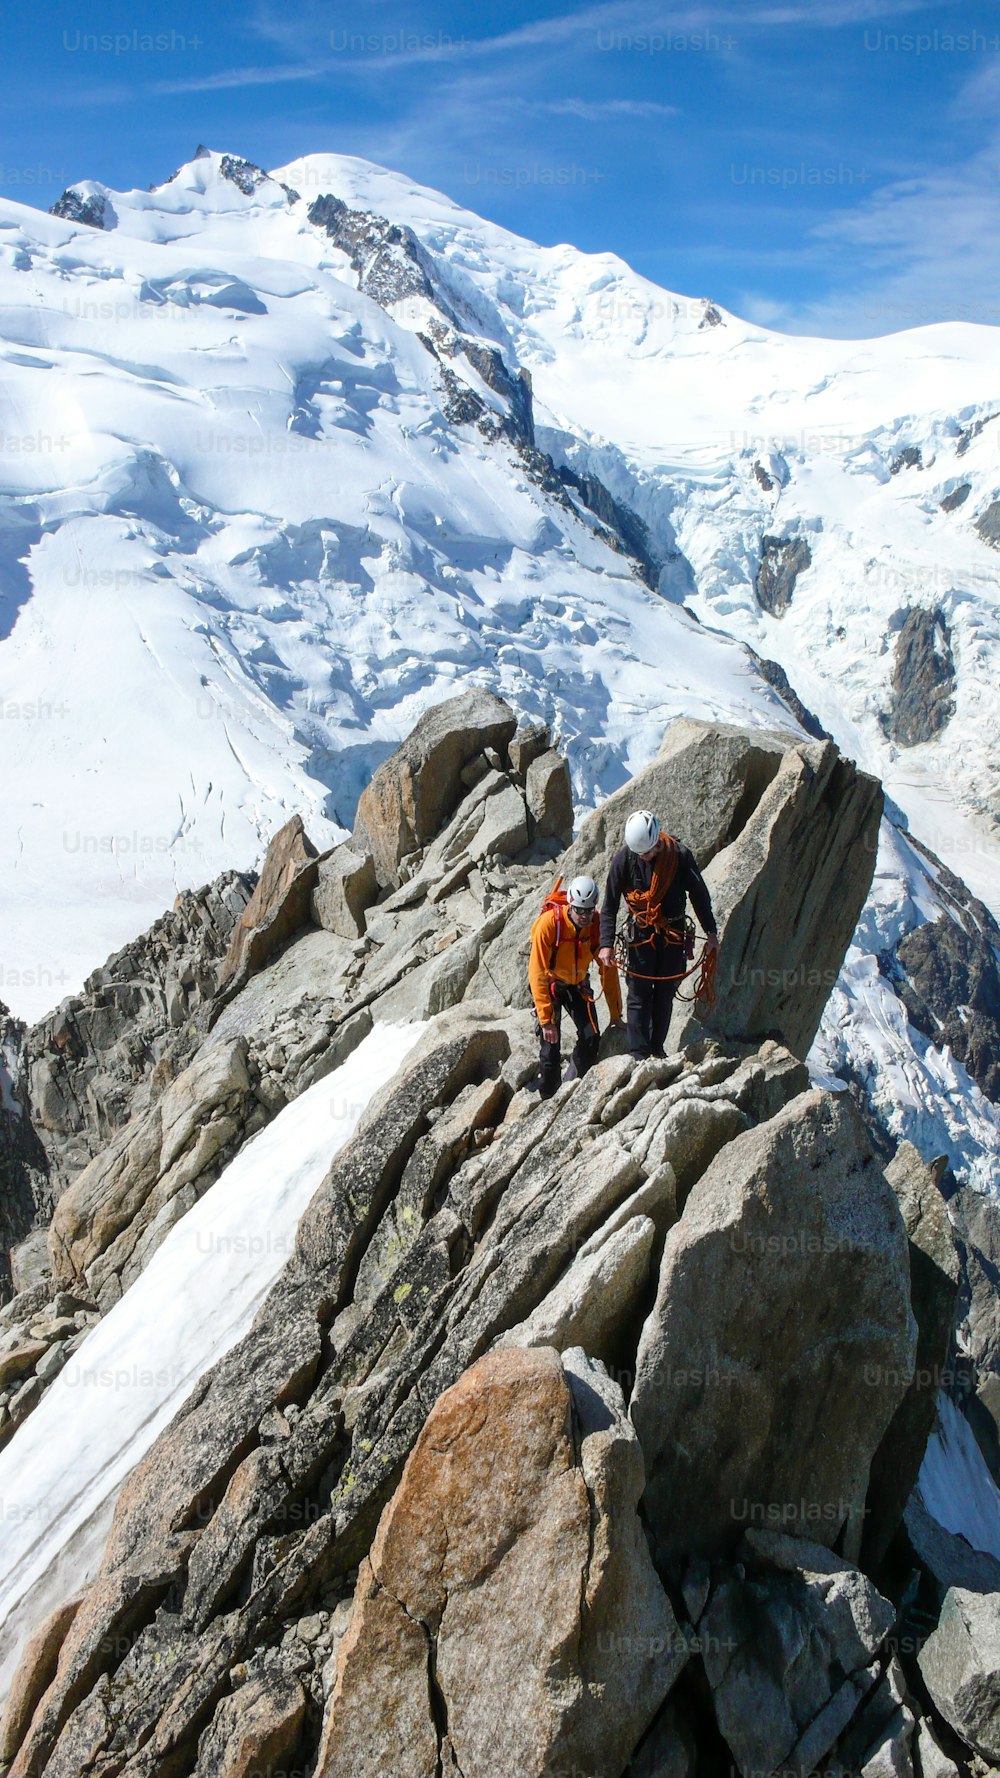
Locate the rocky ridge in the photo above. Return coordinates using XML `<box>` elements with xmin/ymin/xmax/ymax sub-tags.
<box><xmin>0</xmin><ymin>690</ymin><xmax>997</xmax><ymax>1776</ymax></box>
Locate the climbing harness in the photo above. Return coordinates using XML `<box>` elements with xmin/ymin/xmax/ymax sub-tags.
<box><xmin>614</xmin><ymin>915</ymin><xmax>718</xmax><ymax>1018</ymax></box>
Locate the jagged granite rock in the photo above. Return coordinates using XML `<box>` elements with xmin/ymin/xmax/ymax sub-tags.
<box><xmin>217</xmin><ymin>815</ymin><xmax>321</xmax><ymax>994</ymax></box>
<box><xmin>314</xmin><ymin>1346</ymin><xmax>684</xmax><ymax>1778</ymax></box>
<box><xmin>918</xmin><ymin>1587</ymin><xmax>1000</xmax><ymax>1761</ymax></box>
<box><xmin>754</xmin><ymin>534</ymin><xmax>812</xmax><ymax>616</ymax></box>
<box><xmin>311</xmin><ymin>843</ymin><xmax>379</xmax><ymax>940</ymax></box>
<box><xmin>863</xmin><ymin>1142</ymin><xmax>961</xmax><ymax>1573</ymax></box>
<box><xmin>0</xmin><ymin>1594</ymin><xmax>82</xmax><ymax>1762</ymax></box>
<box><xmin>524</xmin><ymin>748</ymin><xmax>574</xmax><ymax>843</ymax></box>
<box><xmin>26</xmin><ymin>869</ymin><xmax>254</xmax><ymax>1191</ymax></box>
<box><xmin>670</xmin><ymin>733</ymin><xmax>882</xmax><ymax>1059</ymax></box>
<box><xmin>882</xmin><ymin>607</ymin><xmax>956</xmax><ymax>747</ymax></box>
<box><xmin>48</xmin><ymin>1037</ymin><xmax>264</xmax><ymax>1307</ymax></box>
<box><xmin>696</xmin><ymin>1529</ymin><xmax>895</xmax><ymax>1777</ymax></box>
<box><xmin>352</xmin><ymin>687</ymin><xmax>517</xmax><ymax>886</ymax></box>
<box><xmin>0</xmin><ymin>1025</ymin><xmax>811</xmax><ymax>1778</ymax></box>
<box><xmin>192</xmin><ymin>1669</ymin><xmax>307</xmax><ymax>1777</ymax></box>
<box><xmin>630</xmin><ymin>1088</ymin><xmax>916</xmax><ymax>1570</ymax></box>
<box><xmin>826</xmin><ymin>1654</ymin><xmax>917</xmax><ymax>1776</ymax></box>
<box><xmin>507</xmin><ymin>722</ymin><xmax>552</xmax><ymax>780</ymax></box>
<box><xmin>940</xmin><ymin>482</ymin><xmax>971</xmax><ymax>512</ymax></box>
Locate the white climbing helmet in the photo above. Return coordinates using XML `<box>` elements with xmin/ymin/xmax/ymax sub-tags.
<box><xmin>566</xmin><ymin>875</ymin><xmax>599</xmax><ymax>912</ymax></box>
<box><xmin>625</xmin><ymin>809</ymin><xmax>660</xmax><ymax>854</ymax></box>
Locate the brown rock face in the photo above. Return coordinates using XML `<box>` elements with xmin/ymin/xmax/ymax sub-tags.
<box><xmin>352</xmin><ymin>687</ymin><xmax>517</xmax><ymax>886</ymax></box>
<box><xmin>217</xmin><ymin>815</ymin><xmax>320</xmax><ymax>991</ymax></box>
<box><xmin>0</xmin><ymin>1595</ymin><xmax>81</xmax><ymax>1763</ymax></box>
<box><xmin>192</xmin><ymin>1671</ymin><xmax>307</xmax><ymax>1778</ymax></box>
<box><xmin>316</xmin><ymin>1345</ymin><xmax>684</xmax><ymax>1778</ymax></box>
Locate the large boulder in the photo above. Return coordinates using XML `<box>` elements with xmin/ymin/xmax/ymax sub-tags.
<box><xmin>918</xmin><ymin>1586</ymin><xmax>1000</xmax><ymax>1761</ymax></box>
<box><xmin>311</xmin><ymin>842</ymin><xmax>378</xmax><ymax>939</ymax></box>
<box><xmin>630</xmin><ymin>1087</ymin><xmax>916</xmax><ymax>1570</ymax></box>
<box><xmin>314</xmin><ymin>1345</ymin><xmax>686</xmax><ymax>1778</ymax></box>
<box><xmin>352</xmin><ymin>688</ymin><xmax>517</xmax><ymax>886</ymax></box>
<box><xmin>696</xmin><ymin>1528</ymin><xmax>896</xmax><ymax>1777</ymax></box>
<box><xmin>217</xmin><ymin>815</ymin><xmax>320</xmax><ymax>992</ymax></box>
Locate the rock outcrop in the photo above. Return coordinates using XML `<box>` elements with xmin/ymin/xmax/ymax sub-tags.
<box><xmin>919</xmin><ymin>1587</ymin><xmax>1000</xmax><ymax>1762</ymax></box>
<box><xmin>631</xmin><ymin>1088</ymin><xmax>916</xmax><ymax>1571</ymax></box>
<box><xmin>352</xmin><ymin>687</ymin><xmax>517</xmax><ymax>886</ymax></box>
<box><xmin>26</xmin><ymin>869</ymin><xmax>254</xmax><ymax>1191</ymax></box>
<box><xmin>48</xmin><ymin>1037</ymin><xmax>265</xmax><ymax>1307</ymax></box>
<box><xmin>882</xmin><ymin>606</ymin><xmax>957</xmax><ymax>747</ymax></box>
<box><xmin>754</xmin><ymin>533</ymin><xmax>812</xmax><ymax>616</ymax></box>
<box><xmin>217</xmin><ymin>815</ymin><xmax>320</xmax><ymax>995</ymax></box>
<box><xmin>316</xmin><ymin>1345</ymin><xmax>684</xmax><ymax>1778</ymax></box>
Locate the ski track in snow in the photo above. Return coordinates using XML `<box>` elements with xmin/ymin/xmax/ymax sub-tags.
<box><xmin>0</xmin><ymin>1018</ymin><xmax>426</xmax><ymax>1702</ymax></box>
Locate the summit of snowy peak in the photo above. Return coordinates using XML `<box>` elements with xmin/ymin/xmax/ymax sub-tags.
<box><xmin>49</xmin><ymin>181</ymin><xmax>116</xmax><ymax>231</ymax></box>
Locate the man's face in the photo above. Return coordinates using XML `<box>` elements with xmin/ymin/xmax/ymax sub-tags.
<box><xmin>568</xmin><ymin>904</ymin><xmax>591</xmax><ymax>928</ymax></box>
<box><xmin>640</xmin><ymin>838</ymin><xmax>661</xmax><ymax>863</ymax></box>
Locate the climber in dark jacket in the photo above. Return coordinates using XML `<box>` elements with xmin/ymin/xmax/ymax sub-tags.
<box><xmin>598</xmin><ymin>809</ymin><xmax>719</xmax><ymax>1059</ymax></box>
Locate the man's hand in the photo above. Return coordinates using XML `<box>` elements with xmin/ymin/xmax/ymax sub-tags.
<box><xmin>704</xmin><ymin>933</ymin><xmax>720</xmax><ymax>956</ymax></box>
<box><xmin>541</xmin><ymin>1022</ymin><xmax>558</xmax><ymax>1045</ymax></box>
<box><xmin>598</xmin><ymin>947</ymin><xmax>615</xmax><ymax>968</ymax></box>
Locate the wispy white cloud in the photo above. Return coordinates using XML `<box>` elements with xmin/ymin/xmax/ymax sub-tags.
<box><xmin>529</xmin><ymin>97</ymin><xmax>679</xmax><ymax>120</ymax></box>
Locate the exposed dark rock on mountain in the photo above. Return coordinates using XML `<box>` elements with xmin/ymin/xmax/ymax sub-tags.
<box><xmin>558</xmin><ymin>463</ymin><xmax>658</xmax><ymax>587</ymax></box>
<box><xmin>754</xmin><ymin>534</ymin><xmax>812</xmax><ymax>617</ymax></box>
<box><xmin>883</xmin><ymin>606</ymin><xmax>957</xmax><ymax>747</ymax></box>
<box><xmin>891</xmin><ymin>446</ymin><xmax>923</xmax><ymax>474</ymax></box>
<box><xmin>307</xmin><ymin>193</ymin><xmax>449</xmax><ymax>319</ymax></box>
<box><xmin>48</xmin><ymin>188</ymin><xmax>111</xmax><ymax>229</ymax></box>
<box><xmin>957</xmin><ymin>412</ymin><xmax>996</xmax><ymax>455</ymax></box>
<box><xmin>896</xmin><ymin>913</ymin><xmax>1000</xmax><ymax>1105</ymax></box>
<box><xmin>748</xmin><ymin>650</ymin><xmax>829</xmax><ymax>740</ymax></box>
<box><xmin>941</xmin><ymin>482</ymin><xmax>971</xmax><ymax>512</ymax></box>
<box><xmin>976</xmin><ymin>499</ymin><xmax>1000</xmax><ymax>550</ymax></box>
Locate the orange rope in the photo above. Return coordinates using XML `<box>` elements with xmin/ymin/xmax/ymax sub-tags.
<box><xmin>614</xmin><ymin>925</ymin><xmax>718</xmax><ymax>1016</ymax></box>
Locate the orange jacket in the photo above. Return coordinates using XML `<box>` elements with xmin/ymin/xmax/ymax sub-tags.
<box><xmin>528</xmin><ymin>906</ymin><xmax>623</xmax><ymax>1026</ymax></box>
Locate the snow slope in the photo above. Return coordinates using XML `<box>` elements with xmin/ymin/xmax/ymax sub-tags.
<box><xmin>0</xmin><ymin>144</ymin><xmax>998</xmax><ymax>1199</ymax></box>
<box><xmin>294</xmin><ymin>153</ymin><xmax>1000</xmax><ymax>898</ymax></box>
<box><xmin>0</xmin><ymin>151</ymin><xmax>784</xmax><ymax>1020</ymax></box>
<box><xmin>0</xmin><ymin>1017</ymin><xmax>426</xmax><ymax>1699</ymax></box>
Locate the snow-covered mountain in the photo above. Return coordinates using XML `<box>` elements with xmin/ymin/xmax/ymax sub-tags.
<box><xmin>1</xmin><ymin>145</ymin><xmax>998</xmax><ymax>1196</ymax></box>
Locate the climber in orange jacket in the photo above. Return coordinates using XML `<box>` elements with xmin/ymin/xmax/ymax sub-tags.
<box><xmin>529</xmin><ymin>875</ymin><xmax>623</xmax><ymax>1099</ymax></box>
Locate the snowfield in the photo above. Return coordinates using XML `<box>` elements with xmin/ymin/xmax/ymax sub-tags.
<box><xmin>0</xmin><ymin>145</ymin><xmax>998</xmax><ymax>1195</ymax></box>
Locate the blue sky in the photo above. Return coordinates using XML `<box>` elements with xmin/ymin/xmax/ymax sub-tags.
<box><xmin>2</xmin><ymin>0</ymin><xmax>999</xmax><ymax>336</ymax></box>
